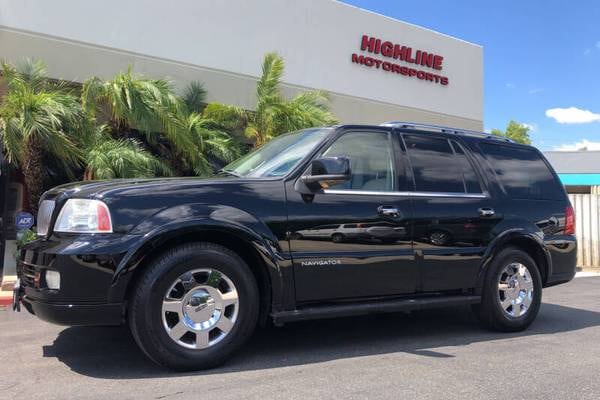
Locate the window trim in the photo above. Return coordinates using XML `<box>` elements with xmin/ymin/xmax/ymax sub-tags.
<box><xmin>400</xmin><ymin>133</ymin><xmax>486</xmax><ymax>196</ymax></box>
<box><xmin>322</xmin><ymin>189</ymin><xmax>488</xmax><ymax>198</ymax></box>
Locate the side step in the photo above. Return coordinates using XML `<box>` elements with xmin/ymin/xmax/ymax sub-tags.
<box><xmin>272</xmin><ymin>295</ymin><xmax>481</xmax><ymax>325</ymax></box>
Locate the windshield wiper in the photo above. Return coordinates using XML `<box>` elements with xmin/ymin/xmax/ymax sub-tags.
<box><xmin>217</xmin><ymin>169</ymin><xmax>241</xmax><ymax>177</ymax></box>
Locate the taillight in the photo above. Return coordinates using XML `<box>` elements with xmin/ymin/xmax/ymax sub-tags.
<box><xmin>565</xmin><ymin>205</ymin><xmax>575</xmax><ymax>235</ymax></box>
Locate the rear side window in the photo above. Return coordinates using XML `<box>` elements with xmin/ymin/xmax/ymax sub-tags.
<box><xmin>479</xmin><ymin>143</ymin><xmax>562</xmax><ymax>200</ymax></box>
<box><xmin>403</xmin><ymin>135</ymin><xmax>483</xmax><ymax>194</ymax></box>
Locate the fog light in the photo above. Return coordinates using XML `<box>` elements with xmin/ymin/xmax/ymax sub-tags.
<box><xmin>45</xmin><ymin>270</ymin><xmax>61</xmax><ymax>290</ymax></box>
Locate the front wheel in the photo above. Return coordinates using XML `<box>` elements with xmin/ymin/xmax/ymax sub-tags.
<box><xmin>128</xmin><ymin>242</ymin><xmax>259</xmax><ymax>370</ymax></box>
<box><xmin>474</xmin><ymin>247</ymin><xmax>542</xmax><ymax>332</ymax></box>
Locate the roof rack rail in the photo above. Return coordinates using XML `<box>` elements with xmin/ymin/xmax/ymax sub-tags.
<box><xmin>379</xmin><ymin>121</ymin><xmax>514</xmax><ymax>143</ymax></box>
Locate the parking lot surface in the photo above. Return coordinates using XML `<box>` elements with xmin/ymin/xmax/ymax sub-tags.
<box><xmin>1</xmin><ymin>276</ymin><xmax>599</xmax><ymax>400</ymax></box>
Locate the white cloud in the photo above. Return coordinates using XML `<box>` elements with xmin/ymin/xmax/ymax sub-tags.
<box><xmin>528</xmin><ymin>88</ymin><xmax>544</xmax><ymax>95</ymax></box>
<box><xmin>522</xmin><ymin>122</ymin><xmax>538</xmax><ymax>132</ymax></box>
<box><xmin>554</xmin><ymin>139</ymin><xmax>600</xmax><ymax>151</ymax></box>
<box><xmin>596</xmin><ymin>41</ymin><xmax>600</xmax><ymax>49</ymax></box>
<box><xmin>505</xmin><ymin>83</ymin><xmax>516</xmax><ymax>89</ymax></box>
<box><xmin>584</xmin><ymin>48</ymin><xmax>592</xmax><ymax>56</ymax></box>
<box><xmin>545</xmin><ymin>107</ymin><xmax>600</xmax><ymax>124</ymax></box>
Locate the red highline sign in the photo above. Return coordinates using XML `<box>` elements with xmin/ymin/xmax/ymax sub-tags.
<box><xmin>351</xmin><ymin>35</ymin><xmax>450</xmax><ymax>86</ymax></box>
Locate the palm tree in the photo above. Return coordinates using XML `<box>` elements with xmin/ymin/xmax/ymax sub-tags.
<box><xmin>183</xmin><ymin>113</ymin><xmax>241</xmax><ymax>175</ymax></box>
<box><xmin>82</xmin><ymin>69</ymin><xmax>239</xmax><ymax>176</ymax></box>
<box><xmin>245</xmin><ymin>53</ymin><xmax>338</xmax><ymax>146</ymax></box>
<box><xmin>182</xmin><ymin>81</ymin><xmax>208</xmax><ymax>114</ymax></box>
<box><xmin>84</xmin><ymin>139</ymin><xmax>172</xmax><ymax>180</ymax></box>
<box><xmin>0</xmin><ymin>59</ymin><xmax>88</xmax><ymax>212</ymax></box>
<box><xmin>194</xmin><ymin>53</ymin><xmax>337</xmax><ymax>148</ymax></box>
<box><xmin>81</xmin><ymin>68</ymin><xmax>196</xmax><ymax>158</ymax></box>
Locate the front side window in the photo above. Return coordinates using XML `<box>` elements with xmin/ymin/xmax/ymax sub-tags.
<box><xmin>403</xmin><ymin>135</ymin><xmax>482</xmax><ymax>194</ymax></box>
<box><xmin>322</xmin><ymin>131</ymin><xmax>396</xmax><ymax>192</ymax></box>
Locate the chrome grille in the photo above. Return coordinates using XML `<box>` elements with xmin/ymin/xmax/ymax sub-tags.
<box><xmin>37</xmin><ymin>200</ymin><xmax>55</xmax><ymax>236</ymax></box>
<box><xmin>21</xmin><ymin>264</ymin><xmax>38</xmax><ymax>287</ymax></box>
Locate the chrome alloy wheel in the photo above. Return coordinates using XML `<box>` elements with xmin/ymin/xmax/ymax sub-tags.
<box><xmin>162</xmin><ymin>269</ymin><xmax>239</xmax><ymax>349</ymax></box>
<box><xmin>497</xmin><ymin>262</ymin><xmax>534</xmax><ymax>318</ymax></box>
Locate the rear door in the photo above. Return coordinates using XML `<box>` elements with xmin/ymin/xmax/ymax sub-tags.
<box><xmin>286</xmin><ymin>128</ymin><xmax>417</xmax><ymax>302</ymax></box>
<box><xmin>401</xmin><ymin>133</ymin><xmax>501</xmax><ymax>292</ymax></box>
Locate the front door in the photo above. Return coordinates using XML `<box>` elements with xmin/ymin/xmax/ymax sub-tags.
<box><xmin>286</xmin><ymin>129</ymin><xmax>416</xmax><ymax>302</ymax></box>
<box><xmin>401</xmin><ymin>134</ymin><xmax>501</xmax><ymax>292</ymax></box>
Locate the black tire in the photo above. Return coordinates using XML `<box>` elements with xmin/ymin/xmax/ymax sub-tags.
<box><xmin>331</xmin><ymin>233</ymin><xmax>344</xmax><ymax>243</ymax></box>
<box><xmin>290</xmin><ymin>232</ymin><xmax>303</xmax><ymax>240</ymax></box>
<box><xmin>128</xmin><ymin>242</ymin><xmax>259</xmax><ymax>371</ymax></box>
<box><xmin>475</xmin><ymin>247</ymin><xmax>542</xmax><ymax>332</ymax></box>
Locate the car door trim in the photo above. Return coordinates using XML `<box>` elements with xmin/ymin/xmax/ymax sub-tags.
<box><xmin>322</xmin><ymin>189</ymin><xmax>489</xmax><ymax>198</ymax></box>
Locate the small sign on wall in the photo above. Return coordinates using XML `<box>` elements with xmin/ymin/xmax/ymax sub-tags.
<box><xmin>15</xmin><ymin>211</ymin><xmax>34</xmax><ymax>231</ymax></box>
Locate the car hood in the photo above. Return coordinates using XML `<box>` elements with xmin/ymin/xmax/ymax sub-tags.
<box><xmin>41</xmin><ymin>176</ymin><xmax>287</xmax><ymax>234</ymax></box>
<box><xmin>42</xmin><ymin>176</ymin><xmax>239</xmax><ymax>202</ymax></box>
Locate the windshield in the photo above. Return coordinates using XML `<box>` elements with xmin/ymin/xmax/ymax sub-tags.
<box><xmin>222</xmin><ymin>128</ymin><xmax>332</xmax><ymax>178</ymax></box>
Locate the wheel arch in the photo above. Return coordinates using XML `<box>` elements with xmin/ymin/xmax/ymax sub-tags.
<box><xmin>477</xmin><ymin>230</ymin><xmax>552</xmax><ymax>290</ymax></box>
<box><xmin>108</xmin><ymin>224</ymin><xmax>281</xmax><ymax>326</ymax></box>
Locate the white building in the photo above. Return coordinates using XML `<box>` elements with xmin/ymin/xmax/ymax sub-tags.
<box><xmin>0</xmin><ymin>0</ymin><xmax>483</xmax><ymax>129</ymax></box>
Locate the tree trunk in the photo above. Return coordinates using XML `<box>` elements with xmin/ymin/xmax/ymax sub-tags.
<box><xmin>83</xmin><ymin>168</ymin><xmax>94</xmax><ymax>181</ymax></box>
<box><xmin>22</xmin><ymin>134</ymin><xmax>44</xmax><ymax>214</ymax></box>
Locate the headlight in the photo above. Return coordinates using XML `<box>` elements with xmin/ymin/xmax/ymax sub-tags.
<box><xmin>54</xmin><ymin>199</ymin><xmax>113</xmax><ymax>233</ymax></box>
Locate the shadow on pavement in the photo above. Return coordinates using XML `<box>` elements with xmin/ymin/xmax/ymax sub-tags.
<box><xmin>41</xmin><ymin>302</ymin><xmax>600</xmax><ymax>379</ymax></box>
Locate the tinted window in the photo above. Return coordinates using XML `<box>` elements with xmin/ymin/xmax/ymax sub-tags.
<box><xmin>323</xmin><ymin>131</ymin><xmax>396</xmax><ymax>192</ymax></box>
<box><xmin>450</xmin><ymin>141</ymin><xmax>483</xmax><ymax>193</ymax></box>
<box><xmin>404</xmin><ymin>135</ymin><xmax>482</xmax><ymax>193</ymax></box>
<box><xmin>479</xmin><ymin>143</ymin><xmax>561</xmax><ymax>200</ymax></box>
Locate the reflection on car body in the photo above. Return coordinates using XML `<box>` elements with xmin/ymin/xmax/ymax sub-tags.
<box><xmin>293</xmin><ymin>221</ymin><xmax>407</xmax><ymax>244</ymax></box>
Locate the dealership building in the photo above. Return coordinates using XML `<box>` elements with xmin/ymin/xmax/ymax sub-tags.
<box><xmin>0</xmin><ymin>0</ymin><xmax>484</xmax><ymax>296</ymax></box>
<box><xmin>0</xmin><ymin>0</ymin><xmax>483</xmax><ymax>128</ymax></box>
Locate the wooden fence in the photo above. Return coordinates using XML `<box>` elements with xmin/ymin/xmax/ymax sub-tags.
<box><xmin>569</xmin><ymin>194</ymin><xmax>600</xmax><ymax>268</ymax></box>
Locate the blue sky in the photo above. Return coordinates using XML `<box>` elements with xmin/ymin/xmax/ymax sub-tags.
<box><xmin>341</xmin><ymin>0</ymin><xmax>600</xmax><ymax>150</ymax></box>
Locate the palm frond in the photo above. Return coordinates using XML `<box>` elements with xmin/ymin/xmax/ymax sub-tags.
<box><xmin>201</xmin><ymin>102</ymin><xmax>248</xmax><ymax>134</ymax></box>
<box><xmin>256</xmin><ymin>53</ymin><xmax>284</xmax><ymax>102</ymax></box>
<box><xmin>183</xmin><ymin>81</ymin><xmax>207</xmax><ymax>113</ymax></box>
<box><xmin>85</xmin><ymin>139</ymin><xmax>172</xmax><ymax>179</ymax></box>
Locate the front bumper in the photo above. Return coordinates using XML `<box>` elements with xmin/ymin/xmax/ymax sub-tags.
<box><xmin>20</xmin><ymin>295</ymin><xmax>123</xmax><ymax>326</ymax></box>
<box><xmin>15</xmin><ymin>233</ymin><xmax>141</xmax><ymax>326</ymax></box>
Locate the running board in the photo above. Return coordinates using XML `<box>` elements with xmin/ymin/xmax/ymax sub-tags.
<box><xmin>272</xmin><ymin>295</ymin><xmax>481</xmax><ymax>325</ymax></box>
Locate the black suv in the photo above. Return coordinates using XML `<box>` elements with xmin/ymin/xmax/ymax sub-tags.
<box><xmin>15</xmin><ymin>122</ymin><xmax>577</xmax><ymax>370</ymax></box>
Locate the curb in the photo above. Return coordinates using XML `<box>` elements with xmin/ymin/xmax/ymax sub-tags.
<box><xmin>0</xmin><ymin>295</ymin><xmax>11</xmax><ymax>307</ymax></box>
<box><xmin>0</xmin><ymin>276</ymin><xmax>16</xmax><ymax>308</ymax></box>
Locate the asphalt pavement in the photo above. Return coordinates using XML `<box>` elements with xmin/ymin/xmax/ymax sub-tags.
<box><xmin>1</xmin><ymin>276</ymin><xmax>599</xmax><ymax>400</ymax></box>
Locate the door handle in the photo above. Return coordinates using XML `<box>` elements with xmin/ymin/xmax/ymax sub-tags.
<box><xmin>478</xmin><ymin>208</ymin><xmax>495</xmax><ymax>217</ymax></box>
<box><xmin>378</xmin><ymin>206</ymin><xmax>401</xmax><ymax>217</ymax></box>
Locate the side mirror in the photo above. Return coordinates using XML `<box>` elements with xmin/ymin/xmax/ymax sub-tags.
<box><xmin>300</xmin><ymin>157</ymin><xmax>351</xmax><ymax>191</ymax></box>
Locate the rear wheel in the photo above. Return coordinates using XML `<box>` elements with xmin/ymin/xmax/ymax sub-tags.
<box><xmin>128</xmin><ymin>242</ymin><xmax>259</xmax><ymax>370</ymax></box>
<box><xmin>475</xmin><ymin>247</ymin><xmax>542</xmax><ymax>332</ymax></box>
<box><xmin>331</xmin><ymin>233</ymin><xmax>344</xmax><ymax>243</ymax></box>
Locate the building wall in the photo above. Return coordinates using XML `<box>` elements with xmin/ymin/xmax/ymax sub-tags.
<box><xmin>0</xmin><ymin>0</ymin><xmax>483</xmax><ymax>129</ymax></box>
<box><xmin>570</xmin><ymin>194</ymin><xmax>600</xmax><ymax>269</ymax></box>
